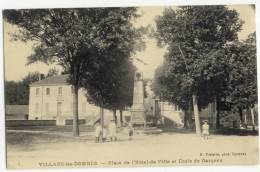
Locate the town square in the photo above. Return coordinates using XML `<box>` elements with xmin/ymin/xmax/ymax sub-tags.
<box><xmin>2</xmin><ymin>4</ymin><xmax>259</xmax><ymax>169</ymax></box>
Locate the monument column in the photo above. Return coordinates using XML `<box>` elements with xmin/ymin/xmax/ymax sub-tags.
<box><xmin>131</xmin><ymin>71</ymin><xmax>146</xmax><ymax>127</ymax></box>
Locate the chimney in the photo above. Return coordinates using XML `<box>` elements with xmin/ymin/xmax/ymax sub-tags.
<box><xmin>38</xmin><ymin>74</ymin><xmax>45</xmax><ymax>81</ymax></box>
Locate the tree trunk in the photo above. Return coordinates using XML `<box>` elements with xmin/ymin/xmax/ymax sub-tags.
<box><xmin>216</xmin><ymin>111</ymin><xmax>220</xmax><ymax>128</ymax></box>
<box><xmin>119</xmin><ymin>109</ymin><xmax>123</xmax><ymax>126</ymax></box>
<box><xmin>238</xmin><ymin>108</ymin><xmax>243</xmax><ymax>124</ymax></box>
<box><xmin>187</xmin><ymin>100</ymin><xmax>193</xmax><ymax>129</ymax></box>
<box><xmin>192</xmin><ymin>94</ymin><xmax>201</xmax><ymax>136</ymax></box>
<box><xmin>100</xmin><ymin>107</ymin><xmax>104</xmax><ymax>135</ymax></box>
<box><xmin>113</xmin><ymin>109</ymin><xmax>117</xmax><ymax>124</ymax></box>
<box><xmin>250</xmin><ymin>108</ymin><xmax>255</xmax><ymax>131</ymax></box>
<box><xmin>244</xmin><ymin>110</ymin><xmax>248</xmax><ymax>129</ymax></box>
<box><xmin>72</xmin><ymin>86</ymin><xmax>79</xmax><ymax>136</ymax></box>
<box><xmin>216</xmin><ymin>98</ymin><xmax>220</xmax><ymax>128</ymax></box>
<box><xmin>183</xmin><ymin>110</ymin><xmax>189</xmax><ymax>128</ymax></box>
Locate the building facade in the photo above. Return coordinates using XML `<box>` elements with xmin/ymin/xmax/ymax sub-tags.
<box><xmin>28</xmin><ymin>74</ymin><xmax>218</xmax><ymax>128</ymax></box>
<box><xmin>29</xmin><ymin>75</ymin><xmax>106</xmax><ymax>125</ymax></box>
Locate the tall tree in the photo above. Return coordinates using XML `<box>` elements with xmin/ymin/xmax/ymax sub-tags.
<box><xmin>82</xmin><ymin>57</ymin><xmax>137</xmax><ymax>125</ymax></box>
<box><xmin>224</xmin><ymin>32</ymin><xmax>257</xmax><ymax>129</ymax></box>
<box><xmin>114</xmin><ymin>60</ymin><xmax>136</xmax><ymax>125</ymax></box>
<box><xmin>154</xmin><ymin>6</ymin><xmax>243</xmax><ymax>135</ymax></box>
<box><xmin>78</xmin><ymin>9</ymin><xmax>145</xmax><ymax>125</ymax></box>
<box><xmin>153</xmin><ymin>63</ymin><xmax>193</xmax><ymax>128</ymax></box>
<box><xmin>4</xmin><ymin>8</ymin><xmax>144</xmax><ymax>136</ymax></box>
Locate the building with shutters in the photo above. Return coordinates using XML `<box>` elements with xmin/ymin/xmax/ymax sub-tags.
<box><xmin>28</xmin><ymin>74</ymin><xmax>106</xmax><ymax>125</ymax></box>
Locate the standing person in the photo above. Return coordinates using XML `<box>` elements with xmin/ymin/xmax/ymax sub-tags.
<box><xmin>108</xmin><ymin>120</ymin><xmax>117</xmax><ymax>141</ymax></box>
<box><xmin>102</xmin><ymin>127</ymin><xmax>107</xmax><ymax>142</ymax></box>
<box><xmin>202</xmin><ymin>120</ymin><xmax>210</xmax><ymax>139</ymax></box>
<box><xmin>128</xmin><ymin>123</ymin><xmax>134</xmax><ymax>140</ymax></box>
<box><xmin>94</xmin><ymin>122</ymin><xmax>102</xmax><ymax>143</ymax></box>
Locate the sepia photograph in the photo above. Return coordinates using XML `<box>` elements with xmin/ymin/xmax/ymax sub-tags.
<box><xmin>2</xmin><ymin>3</ymin><xmax>259</xmax><ymax>169</ymax></box>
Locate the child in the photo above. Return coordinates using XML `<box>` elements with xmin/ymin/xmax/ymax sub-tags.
<box><xmin>94</xmin><ymin>122</ymin><xmax>102</xmax><ymax>143</ymax></box>
<box><xmin>108</xmin><ymin>120</ymin><xmax>117</xmax><ymax>141</ymax></box>
<box><xmin>128</xmin><ymin>123</ymin><xmax>134</xmax><ymax>140</ymax></box>
<box><xmin>102</xmin><ymin>127</ymin><xmax>107</xmax><ymax>142</ymax></box>
<box><xmin>202</xmin><ymin>120</ymin><xmax>210</xmax><ymax>139</ymax></box>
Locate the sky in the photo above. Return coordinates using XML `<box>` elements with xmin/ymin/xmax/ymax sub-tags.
<box><xmin>3</xmin><ymin>5</ymin><xmax>256</xmax><ymax>81</ymax></box>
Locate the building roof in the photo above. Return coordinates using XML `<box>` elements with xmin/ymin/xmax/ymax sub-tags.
<box><xmin>30</xmin><ymin>74</ymin><xmax>70</xmax><ymax>86</ymax></box>
<box><xmin>6</xmin><ymin>105</ymin><xmax>29</xmax><ymax>115</ymax></box>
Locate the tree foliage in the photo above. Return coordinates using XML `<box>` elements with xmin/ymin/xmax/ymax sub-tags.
<box><xmin>3</xmin><ymin>8</ymin><xmax>144</xmax><ymax>88</ymax></box>
<box><xmin>153</xmin><ymin>6</ymin><xmax>244</xmax><ymax>131</ymax></box>
<box><xmin>4</xmin><ymin>8</ymin><xmax>145</xmax><ymax>134</ymax></box>
<box><xmin>5</xmin><ymin>70</ymin><xmax>58</xmax><ymax>105</ymax></box>
<box><xmin>83</xmin><ymin>59</ymin><xmax>136</xmax><ymax>110</ymax></box>
<box><xmin>154</xmin><ymin>6</ymin><xmax>243</xmax><ymax>103</ymax></box>
<box><xmin>224</xmin><ymin>32</ymin><xmax>257</xmax><ymax>111</ymax></box>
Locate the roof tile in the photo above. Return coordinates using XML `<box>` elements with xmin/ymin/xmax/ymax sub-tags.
<box><xmin>30</xmin><ymin>74</ymin><xmax>70</xmax><ymax>86</ymax></box>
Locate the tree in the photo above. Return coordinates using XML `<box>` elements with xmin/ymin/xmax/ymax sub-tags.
<box><xmin>114</xmin><ymin>60</ymin><xmax>136</xmax><ymax>125</ymax></box>
<box><xmin>82</xmin><ymin>57</ymin><xmax>137</xmax><ymax>125</ymax></box>
<box><xmin>76</xmin><ymin>9</ymin><xmax>144</xmax><ymax>126</ymax></box>
<box><xmin>4</xmin><ymin>8</ymin><xmax>144</xmax><ymax>136</ymax></box>
<box><xmin>5</xmin><ymin>72</ymin><xmax>41</xmax><ymax>105</ymax></box>
<box><xmin>154</xmin><ymin>6</ymin><xmax>243</xmax><ymax>135</ymax></box>
<box><xmin>46</xmin><ymin>67</ymin><xmax>59</xmax><ymax>78</ymax></box>
<box><xmin>224</xmin><ymin>32</ymin><xmax>257</xmax><ymax>129</ymax></box>
<box><xmin>153</xmin><ymin>63</ymin><xmax>193</xmax><ymax>128</ymax></box>
<box><xmin>5</xmin><ymin>81</ymin><xmax>19</xmax><ymax>105</ymax></box>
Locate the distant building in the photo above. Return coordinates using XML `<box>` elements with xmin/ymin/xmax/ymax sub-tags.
<box><xmin>159</xmin><ymin>101</ymin><xmax>185</xmax><ymax>128</ymax></box>
<box><xmin>28</xmin><ymin>74</ymin><xmax>115</xmax><ymax>125</ymax></box>
<box><xmin>5</xmin><ymin>105</ymin><xmax>29</xmax><ymax>120</ymax></box>
<box><xmin>143</xmin><ymin>80</ymin><xmax>185</xmax><ymax>127</ymax></box>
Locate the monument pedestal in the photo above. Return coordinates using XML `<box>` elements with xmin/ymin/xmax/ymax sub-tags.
<box><xmin>131</xmin><ymin>109</ymin><xmax>146</xmax><ymax>127</ymax></box>
<box><xmin>131</xmin><ymin>71</ymin><xmax>146</xmax><ymax>127</ymax></box>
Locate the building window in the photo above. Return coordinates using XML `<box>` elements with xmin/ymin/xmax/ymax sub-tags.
<box><xmin>46</xmin><ymin>88</ymin><xmax>50</xmax><ymax>95</ymax></box>
<box><xmin>175</xmin><ymin>105</ymin><xmax>181</xmax><ymax>111</ymax></box>
<box><xmin>45</xmin><ymin>103</ymin><xmax>49</xmax><ymax>115</ymax></box>
<box><xmin>58</xmin><ymin>87</ymin><xmax>62</xmax><ymax>95</ymax></box>
<box><xmin>36</xmin><ymin>88</ymin><xmax>40</xmax><ymax>96</ymax></box>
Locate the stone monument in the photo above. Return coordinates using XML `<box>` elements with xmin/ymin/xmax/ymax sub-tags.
<box><xmin>131</xmin><ymin>71</ymin><xmax>146</xmax><ymax>127</ymax></box>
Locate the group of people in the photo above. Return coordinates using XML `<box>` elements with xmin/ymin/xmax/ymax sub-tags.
<box><xmin>94</xmin><ymin>120</ymin><xmax>134</xmax><ymax>143</ymax></box>
<box><xmin>94</xmin><ymin>119</ymin><xmax>210</xmax><ymax>142</ymax></box>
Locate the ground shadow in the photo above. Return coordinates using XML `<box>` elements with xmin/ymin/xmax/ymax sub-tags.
<box><xmin>213</xmin><ymin>128</ymin><xmax>259</xmax><ymax>136</ymax></box>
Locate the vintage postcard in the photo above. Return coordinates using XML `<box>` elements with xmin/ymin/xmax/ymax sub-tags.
<box><xmin>2</xmin><ymin>4</ymin><xmax>259</xmax><ymax>169</ymax></box>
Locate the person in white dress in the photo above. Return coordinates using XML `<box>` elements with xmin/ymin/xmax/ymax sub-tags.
<box><xmin>102</xmin><ymin>127</ymin><xmax>107</xmax><ymax>142</ymax></box>
<box><xmin>94</xmin><ymin>122</ymin><xmax>102</xmax><ymax>143</ymax></box>
<box><xmin>202</xmin><ymin>120</ymin><xmax>210</xmax><ymax>139</ymax></box>
<box><xmin>108</xmin><ymin>120</ymin><xmax>117</xmax><ymax>141</ymax></box>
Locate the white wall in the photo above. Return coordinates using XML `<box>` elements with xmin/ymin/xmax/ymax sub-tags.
<box><xmin>29</xmin><ymin>85</ymin><xmax>117</xmax><ymax>121</ymax></box>
<box><xmin>29</xmin><ymin>85</ymin><xmax>73</xmax><ymax>120</ymax></box>
<box><xmin>29</xmin><ymin>85</ymin><xmax>100</xmax><ymax>120</ymax></box>
<box><xmin>160</xmin><ymin>102</ymin><xmax>184</xmax><ymax>127</ymax></box>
